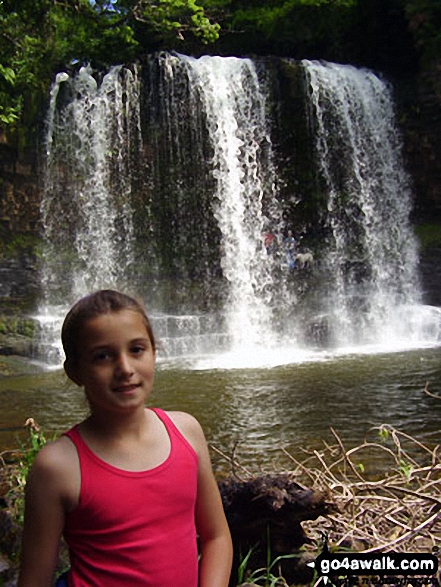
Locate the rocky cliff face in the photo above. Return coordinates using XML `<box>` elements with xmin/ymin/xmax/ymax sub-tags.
<box><xmin>399</xmin><ymin>65</ymin><xmax>441</xmax><ymax>308</ymax></box>
<box><xmin>0</xmin><ymin>138</ymin><xmax>42</xmax><ymax>311</ymax></box>
<box><xmin>399</xmin><ymin>64</ymin><xmax>441</xmax><ymax>221</ymax></box>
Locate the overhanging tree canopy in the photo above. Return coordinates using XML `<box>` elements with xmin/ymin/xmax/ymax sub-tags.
<box><xmin>0</xmin><ymin>0</ymin><xmax>440</xmax><ymax>135</ymax></box>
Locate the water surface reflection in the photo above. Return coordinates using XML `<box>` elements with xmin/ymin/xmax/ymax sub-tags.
<box><xmin>1</xmin><ymin>348</ymin><xmax>440</xmax><ymax>474</ymax></box>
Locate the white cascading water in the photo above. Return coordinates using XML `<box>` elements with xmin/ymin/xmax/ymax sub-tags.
<box><xmin>37</xmin><ymin>65</ymin><xmax>141</xmax><ymax>362</ymax></box>
<box><xmin>180</xmin><ymin>55</ymin><xmax>285</xmax><ymax>352</ymax></box>
<box><xmin>303</xmin><ymin>60</ymin><xmax>441</xmax><ymax>351</ymax></box>
<box><xmin>139</xmin><ymin>53</ymin><xmax>288</xmax><ymax>361</ymax></box>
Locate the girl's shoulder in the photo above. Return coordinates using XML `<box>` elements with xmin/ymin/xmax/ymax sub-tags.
<box><xmin>26</xmin><ymin>435</ymin><xmax>81</xmax><ymax>511</ymax></box>
<box><xmin>33</xmin><ymin>434</ymin><xmax>78</xmax><ymax>470</ymax></box>
<box><xmin>164</xmin><ymin>409</ymin><xmax>198</xmax><ymax>425</ymax></box>
<box><xmin>28</xmin><ymin>434</ymin><xmax>80</xmax><ymax>489</ymax></box>
<box><xmin>161</xmin><ymin>410</ymin><xmax>207</xmax><ymax>454</ymax></box>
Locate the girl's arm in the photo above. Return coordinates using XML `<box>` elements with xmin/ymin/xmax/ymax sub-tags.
<box><xmin>195</xmin><ymin>439</ymin><xmax>233</xmax><ymax>587</ymax></box>
<box><xmin>17</xmin><ymin>440</ymin><xmax>77</xmax><ymax>587</ymax></box>
<box><xmin>173</xmin><ymin>412</ymin><xmax>233</xmax><ymax>587</ymax></box>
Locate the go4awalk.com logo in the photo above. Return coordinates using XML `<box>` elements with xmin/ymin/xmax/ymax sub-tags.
<box><xmin>308</xmin><ymin>546</ymin><xmax>439</xmax><ymax>585</ymax></box>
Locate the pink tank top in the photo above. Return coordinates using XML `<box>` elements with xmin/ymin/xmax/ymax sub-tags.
<box><xmin>63</xmin><ymin>408</ymin><xmax>199</xmax><ymax>587</ymax></box>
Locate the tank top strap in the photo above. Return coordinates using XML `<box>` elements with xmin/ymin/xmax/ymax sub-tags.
<box><xmin>63</xmin><ymin>423</ymin><xmax>82</xmax><ymax>446</ymax></box>
<box><xmin>62</xmin><ymin>410</ymin><xmax>197</xmax><ymax>464</ymax></box>
<box><xmin>150</xmin><ymin>408</ymin><xmax>197</xmax><ymax>460</ymax></box>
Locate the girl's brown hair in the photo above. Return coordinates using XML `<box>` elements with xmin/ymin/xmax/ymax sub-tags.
<box><xmin>62</xmin><ymin>290</ymin><xmax>156</xmax><ymax>367</ymax></box>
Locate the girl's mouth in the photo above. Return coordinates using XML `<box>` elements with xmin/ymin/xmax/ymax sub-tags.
<box><xmin>113</xmin><ymin>383</ymin><xmax>140</xmax><ymax>393</ymax></box>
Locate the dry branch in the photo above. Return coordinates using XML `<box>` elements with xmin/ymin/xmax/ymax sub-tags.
<box><xmin>216</xmin><ymin>420</ymin><xmax>441</xmax><ymax>569</ymax></box>
<box><xmin>289</xmin><ymin>424</ymin><xmax>441</xmax><ymax>557</ymax></box>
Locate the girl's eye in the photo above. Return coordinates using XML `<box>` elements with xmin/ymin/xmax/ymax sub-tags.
<box><xmin>131</xmin><ymin>345</ymin><xmax>145</xmax><ymax>355</ymax></box>
<box><xmin>93</xmin><ymin>351</ymin><xmax>112</xmax><ymax>362</ymax></box>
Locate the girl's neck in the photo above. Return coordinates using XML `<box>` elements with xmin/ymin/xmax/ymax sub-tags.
<box><xmin>82</xmin><ymin>406</ymin><xmax>150</xmax><ymax>441</ymax></box>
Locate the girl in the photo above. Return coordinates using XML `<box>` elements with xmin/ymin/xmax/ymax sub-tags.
<box><xmin>18</xmin><ymin>290</ymin><xmax>233</xmax><ymax>587</ymax></box>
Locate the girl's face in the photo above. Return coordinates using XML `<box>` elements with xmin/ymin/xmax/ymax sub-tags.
<box><xmin>66</xmin><ymin>310</ymin><xmax>156</xmax><ymax>415</ymax></box>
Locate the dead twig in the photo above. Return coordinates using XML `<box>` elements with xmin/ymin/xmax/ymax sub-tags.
<box><xmin>424</xmin><ymin>381</ymin><xmax>441</xmax><ymax>401</ymax></box>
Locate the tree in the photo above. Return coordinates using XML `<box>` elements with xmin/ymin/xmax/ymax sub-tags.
<box><xmin>0</xmin><ymin>0</ymin><xmax>220</xmax><ymax>135</ymax></box>
<box><xmin>128</xmin><ymin>0</ymin><xmax>221</xmax><ymax>44</ymax></box>
<box><xmin>1</xmin><ymin>0</ymin><xmax>440</xmax><ymax>138</ymax></box>
<box><xmin>404</xmin><ymin>0</ymin><xmax>441</xmax><ymax>66</ymax></box>
<box><xmin>216</xmin><ymin>0</ymin><xmax>358</xmax><ymax>59</ymax></box>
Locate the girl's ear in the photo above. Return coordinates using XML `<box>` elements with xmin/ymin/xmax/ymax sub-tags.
<box><xmin>64</xmin><ymin>360</ymin><xmax>83</xmax><ymax>387</ymax></box>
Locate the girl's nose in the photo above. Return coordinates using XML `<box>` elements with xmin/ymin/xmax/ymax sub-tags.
<box><xmin>116</xmin><ymin>353</ymin><xmax>134</xmax><ymax>376</ymax></box>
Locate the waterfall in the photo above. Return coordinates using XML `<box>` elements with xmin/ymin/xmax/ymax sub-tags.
<box><xmin>302</xmin><ymin>60</ymin><xmax>439</xmax><ymax>349</ymax></box>
<box><xmin>38</xmin><ymin>65</ymin><xmax>141</xmax><ymax>362</ymax></box>
<box><xmin>140</xmin><ymin>53</ymin><xmax>291</xmax><ymax>359</ymax></box>
<box><xmin>37</xmin><ymin>54</ymin><xmax>440</xmax><ymax>366</ymax></box>
<box><xmin>42</xmin><ymin>65</ymin><xmax>140</xmax><ymax>299</ymax></box>
<box><xmin>180</xmin><ymin>55</ymin><xmax>285</xmax><ymax>349</ymax></box>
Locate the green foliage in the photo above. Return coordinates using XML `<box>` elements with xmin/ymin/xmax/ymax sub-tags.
<box><xmin>0</xmin><ymin>316</ymin><xmax>39</xmax><ymax>337</ymax></box>
<box><xmin>0</xmin><ymin>233</ymin><xmax>42</xmax><ymax>260</ymax></box>
<box><xmin>398</xmin><ymin>458</ymin><xmax>413</xmax><ymax>481</ymax></box>
<box><xmin>0</xmin><ymin>64</ymin><xmax>21</xmax><ymax>125</ymax></box>
<box><xmin>236</xmin><ymin>528</ymin><xmax>300</xmax><ymax>586</ymax></box>
<box><xmin>378</xmin><ymin>426</ymin><xmax>390</xmax><ymax>442</ymax></box>
<box><xmin>414</xmin><ymin>223</ymin><xmax>441</xmax><ymax>249</ymax></box>
<box><xmin>0</xmin><ymin>0</ymin><xmax>142</xmax><ymax>134</ymax></box>
<box><xmin>242</xmin><ymin>554</ymin><xmax>295</xmax><ymax>586</ymax></box>
<box><xmin>0</xmin><ymin>0</ymin><xmax>220</xmax><ymax>135</ymax></box>
<box><xmin>131</xmin><ymin>0</ymin><xmax>221</xmax><ymax>44</ymax></box>
<box><xmin>238</xmin><ymin>549</ymin><xmax>296</xmax><ymax>586</ymax></box>
<box><xmin>17</xmin><ymin>420</ymin><xmax>48</xmax><ymax>482</ymax></box>
<box><xmin>237</xmin><ymin>547</ymin><xmax>255</xmax><ymax>584</ymax></box>
<box><xmin>228</xmin><ymin>0</ymin><xmax>358</xmax><ymax>58</ymax></box>
<box><xmin>1</xmin><ymin>0</ymin><xmax>440</xmax><ymax>139</ymax></box>
<box><xmin>404</xmin><ymin>0</ymin><xmax>441</xmax><ymax>65</ymax></box>
<box><xmin>8</xmin><ymin>419</ymin><xmax>48</xmax><ymax>525</ymax></box>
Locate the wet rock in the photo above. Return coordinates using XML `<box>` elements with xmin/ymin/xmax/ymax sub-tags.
<box><xmin>0</xmin><ymin>316</ymin><xmax>40</xmax><ymax>358</ymax></box>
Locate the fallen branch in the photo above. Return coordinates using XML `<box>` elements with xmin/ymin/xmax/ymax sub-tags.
<box><xmin>424</xmin><ymin>381</ymin><xmax>441</xmax><ymax>401</ymax></box>
<box><xmin>216</xmin><ymin>417</ymin><xmax>441</xmax><ymax>562</ymax></box>
<box><xmin>362</xmin><ymin>510</ymin><xmax>440</xmax><ymax>553</ymax></box>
